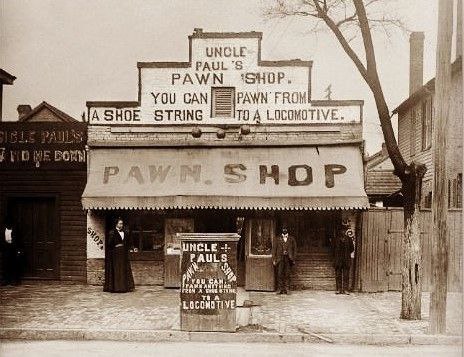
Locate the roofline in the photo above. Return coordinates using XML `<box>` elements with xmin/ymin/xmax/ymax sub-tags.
<box><xmin>138</xmin><ymin>29</ymin><xmax>311</xmax><ymax>69</ymax></box>
<box><xmin>87</xmin><ymin>101</ymin><xmax>139</xmax><ymax>108</ymax></box>
<box><xmin>188</xmin><ymin>30</ymin><xmax>263</xmax><ymax>39</ymax></box>
<box><xmin>0</xmin><ymin>68</ymin><xmax>16</xmax><ymax>85</ymax></box>
<box><xmin>393</xmin><ymin>56</ymin><xmax>462</xmax><ymax>114</ymax></box>
<box><xmin>19</xmin><ymin>101</ymin><xmax>80</xmax><ymax>123</ymax></box>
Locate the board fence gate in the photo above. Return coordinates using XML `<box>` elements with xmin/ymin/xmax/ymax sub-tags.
<box><xmin>356</xmin><ymin>208</ymin><xmax>462</xmax><ymax>292</ymax></box>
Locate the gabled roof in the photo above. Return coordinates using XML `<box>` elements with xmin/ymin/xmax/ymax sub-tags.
<box><xmin>393</xmin><ymin>56</ymin><xmax>462</xmax><ymax>114</ymax></box>
<box><xmin>365</xmin><ymin>170</ymin><xmax>402</xmax><ymax>196</ymax></box>
<box><xmin>0</xmin><ymin>68</ymin><xmax>16</xmax><ymax>85</ymax></box>
<box><xmin>365</xmin><ymin>144</ymin><xmax>402</xmax><ymax>196</ymax></box>
<box><xmin>19</xmin><ymin>101</ymin><xmax>79</xmax><ymax>123</ymax></box>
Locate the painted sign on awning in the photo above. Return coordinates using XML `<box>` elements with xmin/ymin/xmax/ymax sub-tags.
<box><xmin>82</xmin><ymin>146</ymin><xmax>368</xmax><ymax>210</ymax></box>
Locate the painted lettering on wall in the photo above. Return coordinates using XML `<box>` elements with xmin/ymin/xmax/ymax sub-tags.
<box><xmin>87</xmin><ymin>36</ymin><xmax>362</xmax><ymax>125</ymax></box>
<box><xmin>90</xmin><ymin>108</ymin><xmax>140</xmax><ymax>122</ymax></box>
<box><xmin>0</xmin><ymin>123</ymin><xmax>87</xmax><ymax>169</ymax></box>
<box><xmin>87</xmin><ymin>227</ymin><xmax>104</xmax><ymax>250</ymax></box>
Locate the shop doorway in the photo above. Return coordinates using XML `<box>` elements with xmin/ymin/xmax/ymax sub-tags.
<box><xmin>195</xmin><ymin>210</ymin><xmax>247</xmax><ymax>286</ymax></box>
<box><xmin>164</xmin><ymin>217</ymin><xmax>194</xmax><ymax>288</ymax></box>
<box><xmin>280</xmin><ymin>211</ymin><xmax>339</xmax><ymax>290</ymax></box>
<box><xmin>6</xmin><ymin>196</ymin><xmax>59</xmax><ymax>279</ymax></box>
<box><xmin>244</xmin><ymin>218</ymin><xmax>275</xmax><ymax>291</ymax></box>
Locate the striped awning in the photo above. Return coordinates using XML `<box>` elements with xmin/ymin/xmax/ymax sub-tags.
<box><xmin>82</xmin><ymin>146</ymin><xmax>368</xmax><ymax>210</ymax></box>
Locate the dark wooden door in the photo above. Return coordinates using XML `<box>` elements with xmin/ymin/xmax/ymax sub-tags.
<box><xmin>8</xmin><ymin>197</ymin><xmax>58</xmax><ymax>279</ymax></box>
<box><xmin>245</xmin><ymin>218</ymin><xmax>275</xmax><ymax>291</ymax></box>
<box><xmin>164</xmin><ymin>218</ymin><xmax>194</xmax><ymax>288</ymax></box>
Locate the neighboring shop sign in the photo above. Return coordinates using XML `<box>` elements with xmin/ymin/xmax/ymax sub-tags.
<box><xmin>0</xmin><ymin>123</ymin><xmax>87</xmax><ymax>169</ymax></box>
<box><xmin>87</xmin><ymin>31</ymin><xmax>362</xmax><ymax>125</ymax></box>
<box><xmin>179</xmin><ymin>233</ymin><xmax>240</xmax><ymax>332</ymax></box>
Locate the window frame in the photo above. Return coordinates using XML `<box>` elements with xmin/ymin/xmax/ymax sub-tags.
<box><xmin>409</xmin><ymin>108</ymin><xmax>416</xmax><ymax>157</ymax></box>
<box><xmin>421</xmin><ymin>98</ymin><xmax>433</xmax><ymax>151</ymax></box>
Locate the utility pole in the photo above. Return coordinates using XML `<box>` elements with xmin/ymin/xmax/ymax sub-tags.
<box><xmin>430</xmin><ymin>0</ymin><xmax>453</xmax><ymax>334</ymax></box>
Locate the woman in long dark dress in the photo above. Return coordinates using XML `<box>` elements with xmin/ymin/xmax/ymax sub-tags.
<box><xmin>104</xmin><ymin>218</ymin><xmax>135</xmax><ymax>293</ymax></box>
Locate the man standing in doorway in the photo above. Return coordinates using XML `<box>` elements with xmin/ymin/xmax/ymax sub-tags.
<box><xmin>333</xmin><ymin>219</ymin><xmax>355</xmax><ymax>294</ymax></box>
<box><xmin>1</xmin><ymin>220</ymin><xmax>22</xmax><ymax>286</ymax></box>
<box><xmin>272</xmin><ymin>226</ymin><xmax>297</xmax><ymax>294</ymax></box>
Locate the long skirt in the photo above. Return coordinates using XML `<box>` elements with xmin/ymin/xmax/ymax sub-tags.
<box><xmin>105</xmin><ymin>246</ymin><xmax>135</xmax><ymax>293</ymax></box>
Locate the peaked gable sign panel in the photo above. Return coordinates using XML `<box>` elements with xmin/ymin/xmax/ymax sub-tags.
<box><xmin>88</xmin><ymin>31</ymin><xmax>362</xmax><ymax>125</ymax></box>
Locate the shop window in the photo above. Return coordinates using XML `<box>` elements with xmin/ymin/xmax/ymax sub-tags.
<box><xmin>130</xmin><ymin>214</ymin><xmax>164</xmax><ymax>253</ymax></box>
<box><xmin>249</xmin><ymin>219</ymin><xmax>273</xmax><ymax>255</ymax></box>
<box><xmin>164</xmin><ymin>217</ymin><xmax>194</xmax><ymax>254</ymax></box>
<box><xmin>211</xmin><ymin>87</ymin><xmax>235</xmax><ymax>118</ymax></box>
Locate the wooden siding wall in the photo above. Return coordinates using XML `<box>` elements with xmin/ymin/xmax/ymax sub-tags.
<box><xmin>0</xmin><ymin>170</ymin><xmax>87</xmax><ymax>282</ymax></box>
<box><xmin>357</xmin><ymin>208</ymin><xmax>462</xmax><ymax>292</ymax></box>
<box><xmin>396</xmin><ymin>70</ymin><xmax>462</xmax><ymax>206</ymax></box>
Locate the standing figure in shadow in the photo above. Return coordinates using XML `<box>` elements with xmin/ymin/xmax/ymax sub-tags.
<box><xmin>333</xmin><ymin>219</ymin><xmax>355</xmax><ymax>295</ymax></box>
<box><xmin>104</xmin><ymin>218</ymin><xmax>135</xmax><ymax>293</ymax></box>
<box><xmin>1</xmin><ymin>220</ymin><xmax>23</xmax><ymax>286</ymax></box>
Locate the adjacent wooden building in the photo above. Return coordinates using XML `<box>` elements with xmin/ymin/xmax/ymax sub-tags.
<box><xmin>356</xmin><ymin>32</ymin><xmax>462</xmax><ymax>293</ymax></box>
<box><xmin>393</xmin><ymin>33</ymin><xmax>462</xmax><ymax>209</ymax></box>
<box><xmin>0</xmin><ymin>102</ymin><xmax>87</xmax><ymax>282</ymax></box>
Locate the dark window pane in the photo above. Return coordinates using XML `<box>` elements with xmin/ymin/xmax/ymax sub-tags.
<box><xmin>250</xmin><ymin>219</ymin><xmax>272</xmax><ymax>255</ymax></box>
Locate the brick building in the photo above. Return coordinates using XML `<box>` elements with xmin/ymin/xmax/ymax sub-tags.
<box><xmin>82</xmin><ymin>29</ymin><xmax>369</xmax><ymax>291</ymax></box>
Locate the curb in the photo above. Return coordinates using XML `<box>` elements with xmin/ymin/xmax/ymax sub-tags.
<box><xmin>0</xmin><ymin>328</ymin><xmax>461</xmax><ymax>346</ymax></box>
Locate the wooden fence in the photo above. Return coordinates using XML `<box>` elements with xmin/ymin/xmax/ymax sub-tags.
<box><xmin>356</xmin><ymin>208</ymin><xmax>462</xmax><ymax>292</ymax></box>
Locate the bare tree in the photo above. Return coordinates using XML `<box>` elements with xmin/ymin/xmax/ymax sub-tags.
<box><xmin>264</xmin><ymin>0</ymin><xmax>425</xmax><ymax>320</ymax></box>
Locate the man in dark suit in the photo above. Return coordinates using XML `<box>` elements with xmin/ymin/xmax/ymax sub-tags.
<box><xmin>1</xmin><ymin>221</ymin><xmax>22</xmax><ymax>286</ymax></box>
<box><xmin>333</xmin><ymin>220</ymin><xmax>355</xmax><ymax>294</ymax></box>
<box><xmin>272</xmin><ymin>226</ymin><xmax>297</xmax><ymax>294</ymax></box>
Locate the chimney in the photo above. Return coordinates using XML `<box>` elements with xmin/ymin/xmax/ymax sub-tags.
<box><xmin>17</xmin><ymin>104</ymin><xmax>32</xmax><ymax>120</ymax></box>
<box><xmin>409</xmin><ymin>31</ymin><xmax>425</xmax><ymax>95</ymax></box>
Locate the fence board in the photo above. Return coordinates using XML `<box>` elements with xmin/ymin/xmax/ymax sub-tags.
<box><xmin>359</xmin><ymin>208</ymin><xmax>462</xmax><ymax>292</ymax></box>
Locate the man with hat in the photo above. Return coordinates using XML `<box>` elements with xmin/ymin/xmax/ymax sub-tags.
<box><xmin>272</xmin><ymin>226</ymin><xmax>297</xmax><ymax>294</ymax></box>
<box><xmin>333</xmin><ymin>219</ymin><xmax>355</xmax><ymax>294</ymax></box>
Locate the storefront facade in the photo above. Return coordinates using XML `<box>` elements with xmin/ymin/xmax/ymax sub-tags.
<box><xmin>83</xmin><ymin>29</ymin><xmax>368</xmax><ymax>290</ymax></box>
<box><xmin>0</xmin><ymin>102</ymin><xmax>87</xmax><ymax>281</ymax></box>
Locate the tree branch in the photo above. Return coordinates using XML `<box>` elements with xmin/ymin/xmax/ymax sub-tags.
<box><xmin>353</xmin><ymin>0</ymin><xmax>407</xmax><ymax>174</ymax></box>
<box><xmin>313</xmin><ymin>1</ymin><xmax>369</xmax><ymax>82</ymax></box>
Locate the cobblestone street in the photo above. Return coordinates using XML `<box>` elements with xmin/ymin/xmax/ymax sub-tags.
<box><xmin>0</xmin><ymin>284</ymin><xmax>461</xmax><ymax>337</ymax></box>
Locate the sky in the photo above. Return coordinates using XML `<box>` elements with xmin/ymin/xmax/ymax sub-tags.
<box><xmin>0</xmin><ymin>0</ymin><xmax>453</xmax><ymax>155</ymax></box>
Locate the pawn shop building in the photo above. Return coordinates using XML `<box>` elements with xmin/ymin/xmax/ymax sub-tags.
<box><xmin>83</xmin><ymin>29</ymin><xmax>368</xmax><ymax>291</ymax></box>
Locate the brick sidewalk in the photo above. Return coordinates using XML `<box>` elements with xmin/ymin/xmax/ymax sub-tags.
<box><xmin>0</xmin><ymin>284</ymin><xmax>461</xmax><ymax>337</ymax></box>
